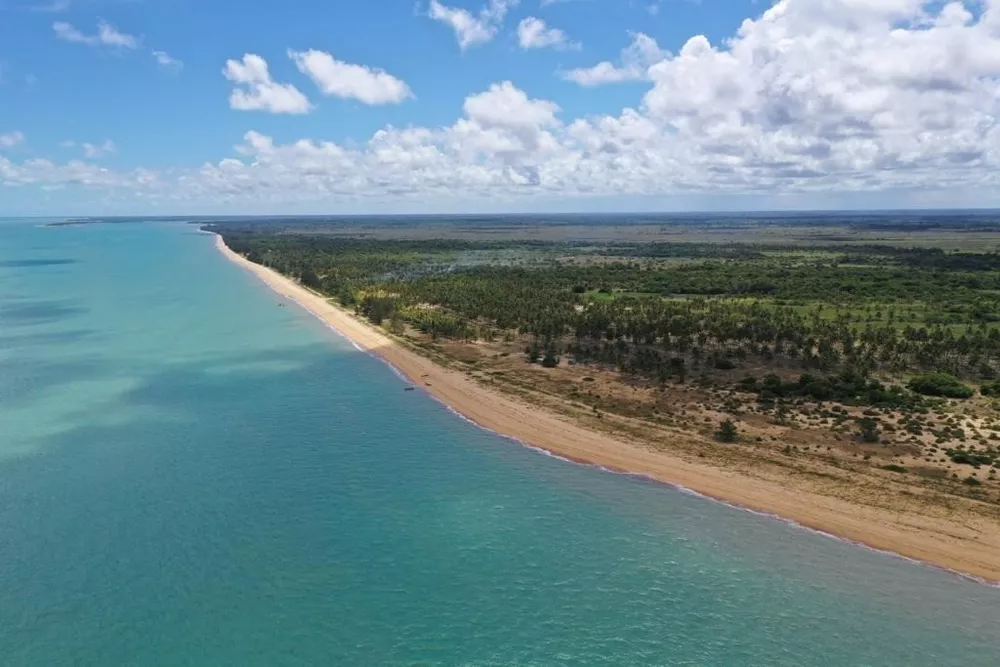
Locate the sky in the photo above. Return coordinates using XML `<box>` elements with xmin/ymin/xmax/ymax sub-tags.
<box><xmin>3</xmin><ymin>0</ymin><xmax>1000</xmax><ymax>215</ymax></box>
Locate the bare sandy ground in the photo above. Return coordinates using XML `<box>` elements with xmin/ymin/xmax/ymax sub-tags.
<box><xmin>215</xmin><ymin>234</ymin><xmax>1000</xmax><ymax>584</ymax></box>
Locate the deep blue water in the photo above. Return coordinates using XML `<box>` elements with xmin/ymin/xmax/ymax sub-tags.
<box><xmin>2</xmin><ymin>220</ymin><xmax>1000</xmax><ymax>666</ymax></box>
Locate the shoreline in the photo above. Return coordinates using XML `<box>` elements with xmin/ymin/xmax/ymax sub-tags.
<box><xmin>213</xmin><ymin>233</ymin><xmax>1000</xmax><ymax>584</ymax></box>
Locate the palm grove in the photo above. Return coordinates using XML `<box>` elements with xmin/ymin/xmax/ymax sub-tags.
<box><xmin>214</xmin><ymin>227</ymin><xmax>1000</xmax><ymax>414</ymax></box>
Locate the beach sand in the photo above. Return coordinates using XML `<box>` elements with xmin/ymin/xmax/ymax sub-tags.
<box><xmin>215</xmin><ymin>234</ymin><xmax>1000</xmax><ymax>583</ymax></box>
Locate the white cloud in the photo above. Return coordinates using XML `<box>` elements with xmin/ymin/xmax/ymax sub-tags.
<box><xmin>463</xmin><ymin>81</ymin><xmax>559</xmax><ymax>131</ymax></box>
<box><xmin>563</xmin><ymin>32</ymin><xmax>666</xmax><ymax>85</ymax></box>
<box><xmin>53</xmin><ymin>20</ymin><xmax>138</xmax><ymax>49</ymax></box>
<box><xmin>0</xmin><ymin>157</ymin><xmax>153</xmax><ymax>190</ymax></box>
<box><xmin>0</xmin><ymin>131</ymin><xmax>25</xmax><ymax>149</ymax></box>
<box><xmin>517</xmin><ymin>17</ymin><xmax>577</xmax><ymax>50</ymax></box>
<box><xmin>428</xmin><ymin>0</ymin><xmax>519</xmax><ymax>50</ymax></box>
<box><xmin>289</xmin><ymin>49</ymin><xmax>413</xmax><ymax>105</ymax></box>
<box><xmin>14</xmin><ymin>0</ymin><xmax>1000</xmax><ymax>210</ymax></box>
<box><xmin>82</xmin><ymin>139</ymin><xmax>116</xmax><ymax>158</ymax></box>
<box><xmin>223</xmin><ymin>54</ymin><xmax>312</xmax><ymax>114</ymax></box>
<box><xmin>152</xmin><ymin>50</ymin><xmax>183</xmax><ymax>72</ymax></box>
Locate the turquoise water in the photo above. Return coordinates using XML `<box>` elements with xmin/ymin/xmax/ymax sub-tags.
<box><xmin>2</xmin><ymin>221</ymin><xmax>1000</xmax><ymax>666</ymax></box>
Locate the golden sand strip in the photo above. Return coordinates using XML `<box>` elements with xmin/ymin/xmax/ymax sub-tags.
<box><xmin>214</xmin><ymin>234</ymin><xmax>1000</xmax><ymax>583</ymax></box>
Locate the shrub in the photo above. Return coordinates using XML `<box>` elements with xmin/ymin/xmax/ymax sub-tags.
<box><xmin>981</xmin><ymin>380</ymin><xmax>1000</xmax><ymax>397</ymax></box>
<box><xmin>540</xmin><ymin>341</ymin><xmax>560</xmax><ymax>368</ymax></box>
<box><xmin>857</xmin><ymin>417</ymin><xmax>881</xmax><ymax>443</ymax></box>
<box><xmin>715</xmin><ymin>419</ymin><xmax>739</xmax><ymax>443</ymax></box>
<box><xmin>947</xmin><ymin>449</ymin><xmax>995</xmax><ymax>467</ymax></box>
<box><xmin>299</xmin><ymin>267</ymin><xmax>321</xmax><ymax>289</ymax></box>
<box><xmin>907</xmin><ymin>373</ymin><xmax>974</xmax><ymax>399</ymax></box>
<box><xmin>881</xmin><ymin>464</ymin><xmax>908</xmax><ymax>473</ymax></box>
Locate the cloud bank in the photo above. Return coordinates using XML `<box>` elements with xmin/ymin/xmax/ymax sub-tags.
<box><xmin>13</xmin><ymin>0</ymin><xmax>1000</xmax><ymax>211</ymax></box>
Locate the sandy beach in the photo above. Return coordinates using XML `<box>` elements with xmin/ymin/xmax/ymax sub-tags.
<box><xmin>215</xmin><ymin>234</ymin><xmax>1000</xmax><ymax>583</ymax></box>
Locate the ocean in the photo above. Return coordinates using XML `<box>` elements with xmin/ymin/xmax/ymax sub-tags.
<box><xmin>2</xmin><ymin>219</ymin><xmax>999</xmax><ymax>666</ymax></box>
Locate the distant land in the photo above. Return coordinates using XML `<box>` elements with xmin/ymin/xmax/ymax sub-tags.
<box><xmin>43</xmin><ymin>210</ymin><xmax>1000</xmax><ymax>243</ymax></box>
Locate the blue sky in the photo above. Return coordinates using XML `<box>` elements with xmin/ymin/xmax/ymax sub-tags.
<box><xmin>2</xmin><ymin>0</ymin><xmax>1000</xmax><ymax>215</ymax></box>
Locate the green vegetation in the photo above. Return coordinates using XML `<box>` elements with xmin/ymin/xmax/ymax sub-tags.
<box><xmin>738</xmin><ymin>372</ymin><xmax>926</xmax><ymax>409</ymax></box>
<box><xmin>907</xmin><ymin>373</ymin><xmax>974</xmax><ymax>399</ymax></box>
<box><xmin>715</xmin><ymin>419</ymin><xmax>739</xmax><ymax>443</ymax></box>
<box><xmin>857</xmin><ymin>417</ymin><xmax>881</xmax><ymax>443</ymax></box>
<box><xmin>210</xmin><ymin>222</ymin><xmax>1000</xmax><ymax>415</ymax></box>
<box><xmin>981</xmin><ymin>380</ymin><xmax>1000</xmax><ymax>397</ymax></box>
<box><xmin>946</xmin><ymin>449</ymin><xmax>997</xmax><ymax>467</ymax></box>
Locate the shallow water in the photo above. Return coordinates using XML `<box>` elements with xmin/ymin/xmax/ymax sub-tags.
<box><xmin>1</xmin><ymin>220</ymin><xmax>999</xmax><ymax>666</ymax></box>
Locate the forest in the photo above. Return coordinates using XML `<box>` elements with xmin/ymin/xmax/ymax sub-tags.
<box><xmin>209</xmin><ymin>224</ymin><xmax>1000</xmax><ymax>407</ymax></box>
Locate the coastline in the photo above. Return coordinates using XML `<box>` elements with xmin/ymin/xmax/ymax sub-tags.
<box><xmin>213</xmin><ymin>233</ymin><xmax>1000</xmax><ymax>584</ymax></box>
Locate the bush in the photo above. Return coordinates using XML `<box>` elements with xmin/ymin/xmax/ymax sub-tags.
<box><xmin>741</xmin><ymin>371</ymin><xmax>924</xmax><ymax>409</ymax></box>
<box><xmin>881</xmin><ymin>464</ymin><xmax>908</xmax><ymax>473</ymax></box>
<box><xmin>300</xmin><ymin>267</ymin><xmax>321</xmax><ymax>289</ymax></box>
<box><xmin>336</xmin><ymin>286</ymin><xmax>356</xmax><ymax>307</ymax></box>
<box><xmin>907</xmin><ymin>373</ymin><xmax>974</xmax><ymax>399</ymax></box>
<box><xmin>715</xmin><ymin>419</ymin><xmax>739</xmax><ymax>443</ymax></box>
<box><xmin>801</xmin><ymin>380</ymin><xmax>834</xmax><ymax>400</ymax></box>
<box><xmin>857</xmin><ymin>417</ymin><xmax>881</xmax><ymax>443</ymax></box>
<box><xmin>981</xmin><ymin>380</ymin><xmax>1000</xmax><ymax>397</ymax></box>
<box><xmin>947</xmin><ymin>449</ymin><xmax>995</xmax><ymax>467</ymax></box>
<box><xmin>541</xmin><ymin>341</ymin><xmax>560</xmax><ymax>368</ymax></box>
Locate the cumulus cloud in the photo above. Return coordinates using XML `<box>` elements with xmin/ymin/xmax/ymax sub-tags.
<box><xmin>563</xmin><ymin>32</ymin><xmax>666</xmax><ymax>86</ymax></box>
<box><xmin>82</xmin><ymin>139</ymin><xmax>116</xmax><ymax>158</ymax></box>
<box><xmin>223</xmin><ymin>53</ymin><xmax>312</xmax><ymax>114</ymax></box>
<box><xmin>463</xmin><ymin>81</ymin><xmax>559</xmax><ymax>131</ymax></box>
<box><xmin>184</xmin><ymin>80</ymin><xmax>566</xmax><ymax>201</ymax></box>
<box><xmin>15</xmin><ymin>0</ymin><xmax>1000</xmax><ymax>209</ymax></box>
<box><xmin>152</xmin><ymin>50</ymin><xmax>183</xmax><ymax>72</ymax></box>
<box><xmin>0</xmin><ymin>131</ymin><xmax>25</xmax><ymax>148</ymax></box>
<box><xmin>0</xmin><ymin>156</ymin><xmax>156</xmax><ymax>190</ymax></box>
<box><xmin>517</xmin><ymin>17</ymin><xmax>577</xmax><ymax>50</ymax></box>
<box><xmin>53</xmin><ymin>20</ymin><xmax>138</xmax><ymax>49</ymax></box>
<box><xmin>289</xmin><ymin>49</ymin><xmax>413</xmax><ymax>105</ymax></box>
<box><xmin>634</xmin><ymin>0</ymin><xmax>1000</xmax><ymax>189</ymax></box>
<box><xmin>428</xmin><ymin>0</ymin><xmax>519</xmax><ymax>50</ymax></box>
